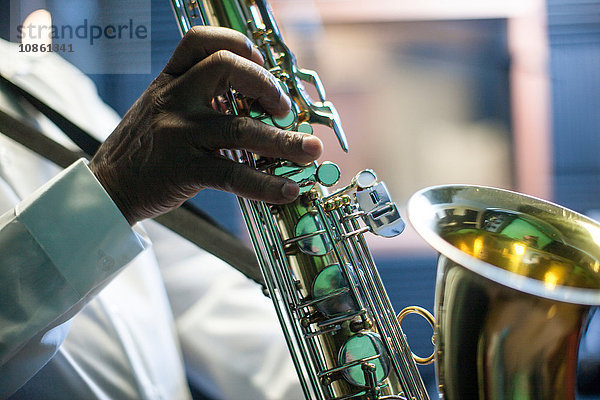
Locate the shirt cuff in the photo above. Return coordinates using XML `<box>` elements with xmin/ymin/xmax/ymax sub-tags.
<box><xmin>15</xmin><ymin>158</ymin><xmax>146</xmax><ymax>296</ymax></box>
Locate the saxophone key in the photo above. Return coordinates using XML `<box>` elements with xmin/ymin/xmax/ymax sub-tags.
<box><xmin>300</xmin><ymin>311</ymin><xmax>324</xmax><ymax>328</ymax></box>
<box><xmin>297</xmin><ymin>122</ymin><xmax>313</xmax><ymax>135</ymax></box>
<box><xmin>316</xmin><ymin>161</ymin><xmax>341</xmax><ymax>187</ymax></box>
<box><xmin>297</xmin><ymin>287</ymin><xmax>352</xmax><ymax>310</ymax></box>
<box><xmin>305</xmin><ymin>325</ymin><xmax>342</xmax><ymax>339</ymax></box>
<box><xmin>338</xmin><ymin>333</ymin><xmax>391</xmax><ymax>388</ymax></box>
<box><xmin>349</xmin><ymin>317</ymin><xmax>373</xmax><ymax>333</ymax></box>
<box><xmin>317</xmin><ymin>309</ymin><xmax>367</xmax><ymax>329</ymax></box>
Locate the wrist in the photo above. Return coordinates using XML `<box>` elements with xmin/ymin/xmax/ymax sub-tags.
<box><xmin>88</xmin><ymin>159</ymin><xmax>137</xmax><ymax>226</ymax></box>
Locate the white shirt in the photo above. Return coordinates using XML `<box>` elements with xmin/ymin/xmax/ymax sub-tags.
<box><xmin>0</xmin><ymin>39</ymin><xmax>302</xmax><ymax>400</ymax></box>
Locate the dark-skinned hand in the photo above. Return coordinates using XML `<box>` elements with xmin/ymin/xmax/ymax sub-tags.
<box><xmin>89</xmin><ymin>26</ymin><xmax>323</xmax><ymax>225</ymax></box>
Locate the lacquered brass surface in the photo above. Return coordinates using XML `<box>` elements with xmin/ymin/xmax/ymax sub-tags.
<box><xmin>396</xmin><ymin>306</ymin><xmax>435</xmax><ymax>365</ymax></box>
<box><xmin>408</xmin><ymin>185</ymin><xmax>600</xmax><ymax>400</ymax></box>
<box><xmin>170</xmin><ymin>1</ymin><xmax>428</xmax><ymax>398</ymax></box>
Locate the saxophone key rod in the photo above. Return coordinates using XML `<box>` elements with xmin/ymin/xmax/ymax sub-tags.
<box><xmin>335</xmin><ymin>210</ymin><xmax>429</xmax><ymax>399</ymax></box>
<box><xmin>170</xmin><ymin>0</ymin><xmax>433</xmax><ymax>398</ymax></box>
<box><xmin>296</xmin><ymin>287</ymin><xmax>351</xmax><ymax>309</ymax></box>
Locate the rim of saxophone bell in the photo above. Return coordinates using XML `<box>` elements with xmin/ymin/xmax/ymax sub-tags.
<box><xmin>409</xmin><ymin>184</ymin><xmax>600</xmax><ymax>306</ymax></box>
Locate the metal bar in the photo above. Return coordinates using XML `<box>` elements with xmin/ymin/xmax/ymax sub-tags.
<box><xmin>237</xmin><ymin>201</ymin><xmax>307</xmax><ymax>383</ymax></box>
<box><xmin>330</xmin><ymin>207</ymin><xmax>421</xmax><ymax>399</ymax></box>
<box><xmin>254</xmin><ymin>199</ymin><xmax>330</xmax><ymax>399</ymax></box>
<box><xmin>317</xmin><ymin>309</ymin><xmax>366</xmax><ymax>328</ymax></box>
<box><xmin>304</xmin><ymin>326</ymin><xmax>340</xmax><ymax>339</ymax></box>
<box><xmin>255</xmin><ymin>198</ymin><xmax>337</xmax><ymax>399</ymax></box>
<box><xmin>312</xmin><ymin>200</ymin><xmax>368</xmax><ymax>312</ymax></box>
<box><xmin>341</xmin><ymin>211</ymin><xmax>429</xmax><ymax>400</ymax></box>
<box><xmin>342</xmin><ymin>226</ymin><xmax>370</xmax><ymax>239</ymax></box>
<box><xmin>297</xmin><ymin>287</ymin><xmax>351</xmax><ymax>308</ymax></box>
<box><xmin>238</xmin><ymin>197</ymin><xmax>322</xmax><ymax>399</ymax></box>
<box><xmin>341</xmin><ymin>210</ymin><xmax>365</xmax><ymax>221</ymax></box>
<box><xmin>318</xmin><ymin>354</ymin><xmax>381</xmax><ymax>377</ymax></box>
<box><xmin>355</xmin><ymin>234</ymin><xmax>428</xmax><ymax>399</ymax></box>
<box><xmin>283</xmin><ymin>229</ymin><xmax>327</xmax><ymax>246</ymax></box>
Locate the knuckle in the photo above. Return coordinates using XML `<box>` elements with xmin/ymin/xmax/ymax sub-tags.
<box><xmin>219</xmin><ymin>164</ymin><xmax>238</xmax><ymax>192</ymax></box>
<box><xmin>206</xmin><ymin>50</ymin><xmax>239</xmax><ymax>82</ymax></box>
<box><xmin>151</xmin><ymin>86</ymin><xmax>170</xmax><ymax>111</ymax></box>
<box><xmin>180</xmin><ymin>26</ymin><xmax>205</xmax><ymax>51</ymax></box>
<box><xmin>221</xmin><ymin>118</ymin><xmax>236</xmax><ymax>144</ymax></box>
<box><xmin>260</xmin><ymin>68</ymin><xmax>278</xmax><ymax>89</ymax></box>
<box><xmin>223</xmin><ymin>116</ymin><xmax>251</xmax><ymax>145</ymax></box>
<box><xmin>187</xmin><ymin>25</ymin><xmax>202</xmax><ymax>38</ymax></box>
<box><xmin>147</xmin><ymin>73</ymin><xmax>180</xmax><ymax>111</ymax></box>
<box><xmin>242</xmin><ymin>36</ymin><xmax>255</xmax><ymax>58</ymax></box>
<box><xmin>221</xmin><ymin>165</ymin><xmax>258</xmax><ymax>198</ymax></box>
<box><xmin>212</xmin><ymin>49</ymin><xmax>237</xmax><ymax>67</ymax></box>
<box><xmin>186</xmin><ymin>25</ymin><xmax>209</xmax><ymax>42</ymax></box>
<box><xmin>258</xmin><ymin>71</ymin><xmax>285</xmax><ymax>107</ymax></box>
<box><xmin>256</xmin><ymin>176</ymin><xmax>273</xmax><ymax>198</ymax></box>
<box><xmin>235</xmin><ymin>116</ymin><xmax>253</xmax><ymax>132</ymax></box>
<box><xmin>276</xmin><ymin>130</ymin><xmax>301</xmax><ymax>154</ymax></box>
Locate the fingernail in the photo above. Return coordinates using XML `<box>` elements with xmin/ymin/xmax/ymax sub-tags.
<box><xmin>281</xmin><ymin>181</ymin><xmax>299</xmax><ymax>200</ymax></box>
<box><xmin>302</xmin><ymin>135</ymin><xmax>323</xmax><ymax>158</ymax></box>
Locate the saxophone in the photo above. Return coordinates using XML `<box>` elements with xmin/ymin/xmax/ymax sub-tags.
<box><xmin>169</xmin><ymin>1</ymin><xmax>600</xmax><ymax>399</ymax></box>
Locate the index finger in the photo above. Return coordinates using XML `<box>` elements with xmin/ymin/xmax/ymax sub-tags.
<box><xmin>163</xmin><ymin>26</ymin><xmax>264</xmax><ymax>76</ymax></box>
<box><xmin>196</xmin><ymin>115</ymin><xmax>323</xmax><ymax>165</ymax></box>
<box><xmin>170</xmin><ymin>50</ymin><xmax>291</xmax><ymax>117</ymax></box>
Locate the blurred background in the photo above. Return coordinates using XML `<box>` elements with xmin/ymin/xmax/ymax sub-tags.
<box><xmin>2</xmin><ymin>0</ymin><xmax>600</xmax><ymax>397</ymax></box>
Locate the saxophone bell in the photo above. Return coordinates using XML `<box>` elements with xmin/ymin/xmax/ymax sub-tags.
<box><xmin>408</xmin><ymin>185</ymin><xmax>600</xmax><ymax>399</ymax></box>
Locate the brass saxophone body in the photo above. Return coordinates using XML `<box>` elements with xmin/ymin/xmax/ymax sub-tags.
<box><xmin>169</xmin><ymin>1</ymin><xmax>600</xmax><ymax>400</ymax></box>
<box><xmin>170</xmin><ymin>1</ymin><xmax>429</xmax><ymax>399</ymax></box>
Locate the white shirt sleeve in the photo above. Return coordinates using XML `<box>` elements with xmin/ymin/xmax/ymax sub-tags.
<box><xmin>0</xmin><ymin>159</ymin><xmax>146</xmax><ymax>397</ymax></box>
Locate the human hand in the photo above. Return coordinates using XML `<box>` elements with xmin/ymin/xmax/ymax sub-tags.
<box><xmin>89</xmin><ymin>26</ymin><xmax>323</xmax><ymax>225</ymax></box>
